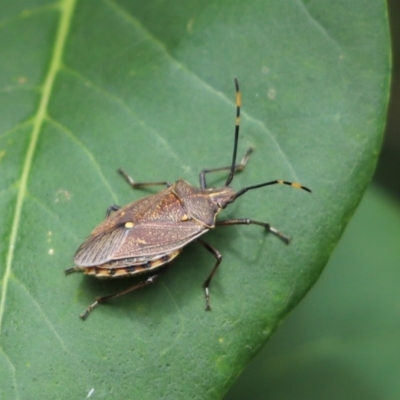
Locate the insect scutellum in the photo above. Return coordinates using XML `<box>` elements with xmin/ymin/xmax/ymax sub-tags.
<box><xmin>66</xmin><ymin>79</ymin><xmax>311</xmax><ymax>320</ymax></box>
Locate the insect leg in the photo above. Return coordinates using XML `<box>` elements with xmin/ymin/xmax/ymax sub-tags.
<box><xmin>199</xmin><ymin>147</ymin><xmax>254</xmax><ymax>189</ymax></box>
<box><xmin>118</xmin><ymin>168</ymin><xmax>171</xmax><ymax>190</ymax></box>
<box><xmin>197</xmin><ymin>239</ymin><xmax>222</xmax><ymax>311</ymax></box>
<box><xmin>80</xmin><ymin>273</ymin><xmax>162</xmax><ymax>320</ymax></box>
<box><xmin>106</xmin><ymin>204</ymin><xmax>121</xmax><ymax>217</ymax></box>
<box><xmin>64</xmin><ymin>266</ymin><xmax>83</xmax><ymax>274</ymax></box>
<box><xmin>217</xmin><ymin>218</ymin><xmax>290</xmax><ymax>244</ymax></box>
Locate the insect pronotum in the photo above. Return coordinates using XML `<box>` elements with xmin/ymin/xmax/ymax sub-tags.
<box><xmin>66</xmin><ymin>79</ymin><xmax>311</xmax><ymax>319</ymax></box>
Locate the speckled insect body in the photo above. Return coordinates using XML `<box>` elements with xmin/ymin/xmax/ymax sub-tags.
<box><xmin>66</xmin><ymin>79</ymin><xmax>311</xmax><ymax>319</ymax></box>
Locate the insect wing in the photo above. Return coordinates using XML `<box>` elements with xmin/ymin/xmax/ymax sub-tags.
<box><xmin>74</xmin><ymin>187</ymin><xmax>208</xmax><ymax>267</ymax></box>
<box><xmin>112</xmin><ymin>221</ymin><xmax>207</xmax><ymax>258</ymax></box>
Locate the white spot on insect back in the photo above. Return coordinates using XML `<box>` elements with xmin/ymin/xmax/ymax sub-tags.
<box><xmin>87</xmin><ymin>388</ymin><xmax>94</xmax><ymax>398</ymax></box>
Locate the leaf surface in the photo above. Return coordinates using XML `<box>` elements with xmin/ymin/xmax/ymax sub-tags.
<box><xmin>0</xmin><ymin>0</ymin><xmax>390</xmax><ymax>398</ymax></box>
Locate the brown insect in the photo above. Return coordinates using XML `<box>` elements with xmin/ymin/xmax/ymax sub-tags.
<box><xmin>66</xmin><ymin>79</ymin><xmax>311</xmax><ymax>319</ymax></box>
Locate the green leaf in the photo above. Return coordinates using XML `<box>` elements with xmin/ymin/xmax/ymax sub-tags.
<box><xmin>0</xmin><ymin>0</ymin><xmax>390</xmax><ymax>398</ymax></box>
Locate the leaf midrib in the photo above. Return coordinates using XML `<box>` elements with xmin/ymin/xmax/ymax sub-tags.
<box><xmin>0</xmin><ymin>0</ymin><xmax>77</xmax><ymax>333</ymax></box>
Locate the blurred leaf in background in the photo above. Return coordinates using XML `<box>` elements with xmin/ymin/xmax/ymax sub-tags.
<box><xmin>375</xmin><ymin>0</ymin><xmax>400</xmax><ymax>199</ymax></box>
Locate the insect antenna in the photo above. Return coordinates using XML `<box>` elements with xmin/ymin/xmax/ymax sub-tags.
<box><xmin>225</xmin><ymin>78</ymin><xmax>241</xmax><ymax>187</ymax></box>
<box><xmin>233</xmin><ymin>179</ymin><xmax>311</xmax><ymax>201</ymax></box>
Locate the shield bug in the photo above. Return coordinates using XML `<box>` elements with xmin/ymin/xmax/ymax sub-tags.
<box><xmin>66</xmin><ymin>79</ymin><xmax>311</xmax><ymax>319</ymax></box>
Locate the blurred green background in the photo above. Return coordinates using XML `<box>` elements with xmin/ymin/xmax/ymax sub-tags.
<box><xmin>225</xmin><ymin>2</ymin><xmax>400</xmax><ymax>399</ymax></box>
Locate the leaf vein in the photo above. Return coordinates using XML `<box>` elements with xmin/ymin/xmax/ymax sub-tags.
<box><xmin>0</xmin><ymin>0</ymin><xmax>78</xmax><ymax>334</ymax></box>
<box><xmin>296</xmin><ymin>0</ymin><xmax>342</xmax><ymax>50</ymax></box>
<box><xmin>0</xmin><ymin>347</ymin><xmax>19</xmax><ymax>400</ymax></box>
<box><xmin>105</xmin><ymin>0</ymin><xmax>299</xmax><ymax>178</ymax></box>
<box><xmin>27</xmin><ymin>192</ymin><xmax>80</xmax><ymax>242</ymax></box>
<box><xmin>0</xmin><ymin>120</ymin><xmax>33</xmax><ymax>140</ymax></box>
<box><xmin>47</xmin><ymin>116</ymin><xmax>119</xmax><ymax>204</ymax></box>
<box><xmin>61</xmin><ymin>66</ymin><xmax>188</xmax><ymax>176</ymax></box>
<box><xmin>0</xmin><ymin>2</ymin><xmax>58</xmax><ymax>30</ymax></box>
<box><xmin>14</xmin><ymin>277</ymin><xmax>70</xmax><ymax>353</ymax></box>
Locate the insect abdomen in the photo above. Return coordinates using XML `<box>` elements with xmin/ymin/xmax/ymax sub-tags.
<box><xmin>82</xmin><ymin>249</ymin><xmax>183</xmax><ymax>278</ymax></box>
